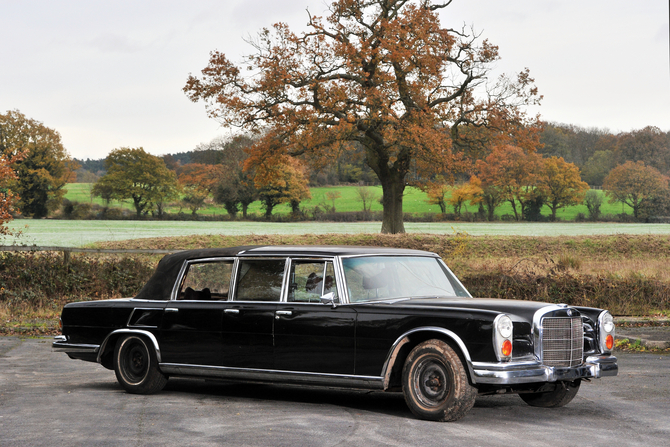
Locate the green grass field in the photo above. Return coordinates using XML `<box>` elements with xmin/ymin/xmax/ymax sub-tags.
<box><xmin>63</xmin><ymin>183</ymin><xmax>632</xmax><ymax>219</ymax></box>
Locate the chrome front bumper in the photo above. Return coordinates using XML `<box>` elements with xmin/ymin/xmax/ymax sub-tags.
<box><xmin>471</xmin><ymin>355</ymin><xmax>618</xmax><ymax>385</ymax></box>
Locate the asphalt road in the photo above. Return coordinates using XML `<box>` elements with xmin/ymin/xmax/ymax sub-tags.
<box><xmin>1</xmin><ymin>337</ymin><xmax>668</xmax><ymax>447</ymax></box>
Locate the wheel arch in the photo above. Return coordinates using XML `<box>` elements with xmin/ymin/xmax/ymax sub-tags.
<box><xmin>381</xmin><ymin>327</ymin><xmax>475</xmax><ymax>390</ymax></box>
<box><xmin>97</xmin><ymin>329</ymin><xmax>162</xmax><ymax>370</ymax></box>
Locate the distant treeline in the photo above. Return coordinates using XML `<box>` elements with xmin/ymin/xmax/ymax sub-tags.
<box><xmin>75</xmin><ymin>122</ymin><xmax>670</xmax><ymax>189</ymax></box>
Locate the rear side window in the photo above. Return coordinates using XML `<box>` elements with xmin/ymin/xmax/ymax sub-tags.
<box><xmin>178</xmin><ymin>261</ymin><xmax>234</xmax><ymax>301</ymax></box>
<box><xmin>235</xmin><ymin>259</ymin><xmax>286</xmax><ymax>301</ymax></box>
<box><xmin>288</xmin><ymin>260</ymin><xmax>338</xmax><ymax>303</ymax></box>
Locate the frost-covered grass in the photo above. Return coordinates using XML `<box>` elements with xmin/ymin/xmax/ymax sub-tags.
<box><xmin>4</xmin><ymin>219</ymin><xmax>670</xmax><ymax>248</ymax></box>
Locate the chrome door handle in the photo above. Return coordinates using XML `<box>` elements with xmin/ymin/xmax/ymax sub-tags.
<box><xmin>275</xmin><ymin>310</ymin><xmax>292</xmax><ymax>319</ymax></box>
<box><xmin>224</xmin><ymin>309</ymin><xmax>240</xmax><ymax>315</ymax></box>
<box><xmin>165</xmin><ymin>308</ymin><xmax>179</xmax><ymax>313</ymax></box>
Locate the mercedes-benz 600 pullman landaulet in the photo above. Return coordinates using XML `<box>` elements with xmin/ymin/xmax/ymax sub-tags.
<box><xmin>54</xmin><ymin>246</ymin><xmax>618</xmax><ymax>422</ymax></box>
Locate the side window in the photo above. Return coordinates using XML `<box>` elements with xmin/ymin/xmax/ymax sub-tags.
<box><xmin>178</xmin><ymin>261</ymin><xmax>233</xmax><ymax>301</ymax></box>
<box><xmin>288</xmin><ymin>260</ymin><xmax>338</xmax><ymax>303</ymax></box>
<box><xmin>235</xmin><ymin>259</ymin><xmax>286</xmax><ymax>302</ymax></box>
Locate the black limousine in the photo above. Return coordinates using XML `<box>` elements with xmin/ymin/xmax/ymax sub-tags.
<box><xmin>54</xmin><ymin>246</ymin><xmax>618</xmax><ymax>421</ymax></box>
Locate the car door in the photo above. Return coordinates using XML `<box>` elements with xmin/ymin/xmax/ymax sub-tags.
<box><xmin>220</xmin><ymin>257</ymin><xmax>286</xmax><ymax>369</ymax></box>
<box><xmin>273</xmin><ymin>259</ymin><xmax>356</xmax><ymax>374</ymax></box>
<box><xmin>159</xmin><ymin>258</ymin><xmax>234</xmax><ymax>366</ymax></box>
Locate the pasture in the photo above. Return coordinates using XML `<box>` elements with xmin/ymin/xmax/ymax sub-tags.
<box><xmin>63</xmin><ymin>183</ymin><xmax>632</xmax><ymax>220</ymax></box>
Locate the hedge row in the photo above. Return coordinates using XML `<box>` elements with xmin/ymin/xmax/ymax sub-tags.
<box><xmin>0</xmin><ymin>249</ymin><xmax>667</xmax><ymax>316</ymax></box>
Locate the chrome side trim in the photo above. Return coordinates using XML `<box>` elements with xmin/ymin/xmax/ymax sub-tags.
<box><xmin>97</xmin><ymin>329</ymin><xmax>162</xmax><ymax>364</ymax></box>
<box><xmin>472</xmin><ymin>354</ymin><xmax>618</xmax><ymax>384</ymax></box>
<box><xmin>381</xmin><ymin>327</ymin><xmax>475</xmax><ymax>388</ymax></box>
<box><xmin>52</xmin><ymin>336</ymin><xmax>100</xmax><ymax>354</ymax></box>
<box><xmin>159</xmin><ymin>363</ymin><xmax>384</xmax><ymax>390</ymax></box>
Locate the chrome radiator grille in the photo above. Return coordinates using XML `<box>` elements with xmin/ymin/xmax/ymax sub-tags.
<box><xmin>541</xmin><ymin>317</ymin><xmax>584</xmax><ymax>367</ymax></box>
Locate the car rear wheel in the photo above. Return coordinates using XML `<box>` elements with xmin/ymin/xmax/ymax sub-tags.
<box><xmin>402</xmin><ymin>339</ymin><xmax>476</xmax><ymax>422</ymax></box>
<box><xmin>519</xmin><ymin>380</ymin><xmax>581</xmax><ymax>407</ymax></box>
<box><xmin>114</xmin><ymin>335</ymin><xmax>167</xmax><ymax>394</ymax></box>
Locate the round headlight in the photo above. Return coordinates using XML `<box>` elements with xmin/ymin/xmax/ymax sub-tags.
<box><xmin>497</xmin><ymin>315</ymin><xmax>513</xmax><ymax>339</ymax></box>
<box><xmin>602</xmin><ymin>312</ymin><xmax>615</xmax><ymax>333</ymax></box>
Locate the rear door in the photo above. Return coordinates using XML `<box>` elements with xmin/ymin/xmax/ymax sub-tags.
<box><xmin>273</xmin><ymin>259</ymin><xmax>356</xmax><ymax>374</ymax></box>
<box><xmin>159</xmin><ymin>259</ymin><xmax>234</xmax><ymax>366</ymax></box>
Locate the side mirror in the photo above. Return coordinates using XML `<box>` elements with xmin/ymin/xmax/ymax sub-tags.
<box><xmin>320</xmin><ymin>292</ymin><xmax>337</xmax><ymax>307</ymax></box>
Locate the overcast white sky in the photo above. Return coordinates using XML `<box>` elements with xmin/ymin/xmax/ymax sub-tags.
<box><xmin>1</xmin><ymin>0</ymin><xmax>668</xmax><ymax>160</ymax></box>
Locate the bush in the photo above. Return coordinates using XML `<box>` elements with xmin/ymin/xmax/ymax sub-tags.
<box><xmin>0</xmin><ymin>252</ymin><xmax>155</xmax><ymax>310</ymax></box>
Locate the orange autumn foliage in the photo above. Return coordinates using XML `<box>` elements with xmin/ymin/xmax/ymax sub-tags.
<box><xmin>185</xmin><ymin>0</ymin><xmax>541</xmax><ymax>233</ymax></box>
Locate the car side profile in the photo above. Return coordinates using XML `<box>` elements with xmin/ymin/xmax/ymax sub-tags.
<box><xmin>54</xmin><ymin>246</ymin><xmax>618</xmax><ymax>421</ymax></box>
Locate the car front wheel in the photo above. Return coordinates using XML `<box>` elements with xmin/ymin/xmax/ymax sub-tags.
<box><xmin>519</xmin><ymin>379</ymin><xmax>581</xmax><ymax>407</ymax></box>
<box><xmin>114</xmin><ymin>335</ymin><xmax>167</xmax><ymax>394</ymax></box>
<box><xmin>402</xmin><ymin>339</ymin><xmax>477</xmax><ymax>422</ymax></box>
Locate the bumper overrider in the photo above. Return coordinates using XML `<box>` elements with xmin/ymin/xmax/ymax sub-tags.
<box><xmin>471</xmin><ymin>354</ymin><xmax>618</xmax><ymax>384</ymax></box>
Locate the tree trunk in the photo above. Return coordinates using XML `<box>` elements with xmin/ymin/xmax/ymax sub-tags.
<box><xmin>485</xmin><ymin>196</ymin><xmax>496</xmax><ymax>221</ymax></box>
<box><xmin>133</xmin><ymin>196</ymin><xmax>143</xmax><ymax>217</ymax></box>
<box><xmin>380</xmin><ymin>178</ymin><xmax>405</xmax><ymax>234</ymax></box>
<box><xmin>263</xmin><ymin>199</ymin><xmax>274</xmax><ymax>219</ymax></box>
<box><xmin>550</xmin><ymin>202</ymin><xmax>558</xmax><ymax>221</ymax></box>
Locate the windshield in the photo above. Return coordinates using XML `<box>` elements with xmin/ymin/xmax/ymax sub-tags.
<box><xmin>342</xmin><ymin>256</ymin><xmax>470</xmax><ymax>303</ymax></box>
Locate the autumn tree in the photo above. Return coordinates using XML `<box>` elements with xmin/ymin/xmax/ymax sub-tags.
<box><xmin>603</xmin><ymin>161</ymin><xmax>669</xmax><ymax>219</ymax></box>
<box><xmin>0</xmin><ymin>152</ymin><xmax>25</xmax><ymax>235</ymax></box>
<box><xmin>92</xmin><ymin>147</ymin><xmax>178</xmax><ymax>217</ymax></box>
<box><xmin>207</xmin><ymin>136</ymin><xmax>258</xmax><ymax>218</ymax></box>
<box><xmin>537</xmin><ymin>156</ymin><xmax>589</xmax><ymax>221</ymax></box>
<box><xmin>184</xmin><ymin>0</ymin><xmax>540</xmax><ymax>233</ymax></box>
<box><xmin>614</xmin><ymin>126</ymin><xmax>670</xmax><ymax>175</ymax></box>
<box><xmin>253</xmin><ymin>156</ymin><xmax>311</xmax><ymax>219</ymax></box>
<box><xmin>475</xmin><ymin>145</ymin><xmax>540</xmax><ymax>221</ymax></box>
<box><xmin>449</xmin><ymin>180</ymin><xmax>482</xmax><ymax>217</ymax></box>
<box><xmin>177</xmin><ymin>163</ymin><xmax>220</xmax><ymax>215</ymax></box>
<box><xmin>0</xmin><ymin>110</ymin><xmax>78</xmax><ymax>218</ymax></box>
<box><xmin>424</xmin><ymin>178</ymin><xmax>449</xmax><ymax>214</ymax></box>
<box><xmin>468</xmin><ymin>172</ymin><xmax>503</xmax><ymax>221</ymax></box>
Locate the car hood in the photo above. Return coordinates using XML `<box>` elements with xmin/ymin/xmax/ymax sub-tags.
<box><xmin>379</xmin><ymin>297</ymin><xmax>567</xmax><ymax>322</ymax></box>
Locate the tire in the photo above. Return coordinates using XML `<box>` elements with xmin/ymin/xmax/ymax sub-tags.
<box><xmin>113</xmin><ymin>335</ymin><xmax>167</xmax><ymax>394</ymax></box>
<box><xmin>519</xmin><ymin>380</ymin><xmax>581</xmax><ymax>407</ymax></box>
<box><xmin>402</xmin><ymin>339</ymin><xmax>477</xmax><ymax>422</ymax></box>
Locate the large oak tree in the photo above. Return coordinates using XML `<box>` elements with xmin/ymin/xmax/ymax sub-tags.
<box><xmin>185</xmin><ymin>0</ymin><xmax>540</xmax><ymax>233</ymax></box>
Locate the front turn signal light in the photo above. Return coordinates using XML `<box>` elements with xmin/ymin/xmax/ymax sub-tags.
<box><xmin>606</xmin><ymin>334</ymin><xmax>614</xmax><ymax>351</ymax></box>
<box><xmin>494</xmin><ymin>314</ymin><xmax>513</xmax><ymax>361</ymax></box>
<box><xmin>501</xmin><ymin>339</ymin><xmax>512</xmax><ymax>357</ymax></box>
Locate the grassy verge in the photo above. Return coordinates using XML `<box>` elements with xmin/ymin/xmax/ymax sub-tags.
<box><xmin>3</xmin><ymin>233</ymin><xmax>670</xmax><ymax>335</ymax></box>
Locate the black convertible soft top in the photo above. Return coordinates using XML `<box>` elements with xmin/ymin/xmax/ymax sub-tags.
<box><xmin>134</xmin><ymin>245</ymin><xmax>438</xmax><ymax>301</ymax></box>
